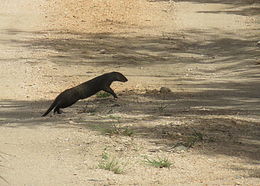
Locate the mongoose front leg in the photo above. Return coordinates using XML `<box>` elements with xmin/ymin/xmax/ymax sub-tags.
<box><xmin>103</xmin><ymin>87</ymin><xmax>118</xmax><ymax>98</ymax></box>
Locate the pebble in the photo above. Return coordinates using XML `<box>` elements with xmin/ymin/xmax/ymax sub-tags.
<box><xmin>173</xmin><ymin>145</ymin><xmax>188</xmax><ymax>152</ymax></box>
<box><xmin>160</xmin><ymin>87</ymin><xmax>172</xmax><ymax>94</ymax></box>
<box><xmin>99</xmin><ymin>49</ymin><xmax>106</xmax><ymax>54</ymax></box>
<box><xmin>69</xmin><ymin>120</ymin><xmax>76</xmax><ymax>124</ymax></box>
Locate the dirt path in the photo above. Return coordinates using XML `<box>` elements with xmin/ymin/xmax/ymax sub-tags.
<box><xmin>0</xmin><ymin>0</ymin><xmax>260</xmax><ymax>185</ymax></box>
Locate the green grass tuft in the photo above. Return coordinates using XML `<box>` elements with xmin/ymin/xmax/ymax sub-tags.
<box><xmin>96</xmin><ymin>91</ymin><xmax>111</xmax><ymax>98</ymax></box>
<box><xmin>103</xmin><ymin>124</ymin><xmax>134</xmax><ymax>137</ymax></box>
<box><xmin>121</xmin><ymin>127</ymin><xmax>134</xmax><ymax>137</ymax></box>
<box><xmin>98</xmin><ymin>153</ymin><xmax>124</xmax><ymax>174</ymax></box>
<box><xmin>185</xmin><ymin>129</ymin><xmax>204</xmax><ymax>148</ymax></box>
<box><xmin>144</xmin><ymin>156</ymin><xmax>172</xmax><ymax>168</ymax></box>
<box><xmin>158</xmin><ymin>104</ymin><xmax>168</xmax><ymax>112</ymax></box>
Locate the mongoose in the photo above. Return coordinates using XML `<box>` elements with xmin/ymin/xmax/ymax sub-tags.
<box><xmin>42</xmin><ymin>72</ymin><xmax>128</xmax><ymax>116</ymax></box>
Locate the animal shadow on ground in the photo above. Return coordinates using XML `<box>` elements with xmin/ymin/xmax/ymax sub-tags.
<box><xmin>0</xmin><ymin>84</ymin><xmax>259</xmax><ymax>167</ymax></box>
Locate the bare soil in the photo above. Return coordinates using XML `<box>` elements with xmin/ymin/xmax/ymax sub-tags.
<box><xmin>0</xmin><ymin>0</ymin><xmax>260</xmax><ymax>185</ymax></box>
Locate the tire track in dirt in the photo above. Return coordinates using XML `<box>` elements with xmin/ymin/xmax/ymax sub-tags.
<box><xmin>0</xmin><ymin>1</ymin><xmax>89</xmax><ymax>185</ymax></box>
<box><xmin>0</xmin><ymin>0</ymin><xmax>46</xmax><ymax>100</ymax></box>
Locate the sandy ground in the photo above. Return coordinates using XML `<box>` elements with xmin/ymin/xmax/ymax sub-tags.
<box><xmin>0</xmin><ymin>0</ymin><xmax>260</xmax><ymax>185</ymax></box>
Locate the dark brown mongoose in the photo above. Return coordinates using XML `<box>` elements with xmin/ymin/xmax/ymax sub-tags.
<box><xmin>42</xmin><ymin>72</ymin><xmax>128</xmax><ymax>117</ymax></box>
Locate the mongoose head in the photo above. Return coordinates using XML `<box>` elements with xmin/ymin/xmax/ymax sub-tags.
<box><xmin>111</xmin><ymin>72</ymin><xmax>128</xmax><ymax>82</ymax></box>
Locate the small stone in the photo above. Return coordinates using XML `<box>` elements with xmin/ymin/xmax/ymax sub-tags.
<box><xmin>111</xmin><ymin>103</ymin><xmax>120</xmax><ymax>107</ymax></box>
<box><xmin>115</xmin><ymin>146</ymin><xmax>124</xmax><ymax>151</ymax></box>
<box><xmin>160</xmin><ymin>87</ymin><xmax>172</xmax><ymax>94</ymax></box>
<box><xmin>148</xmin><ymin>149</ymin><xmax>159</xmax><ymax>152</ymax></box>
<box><xmin>88</xmin><ymin>178</ymin><xmax>103</xmax><ymax>182</ymax></box>
<box><xmin>173</xmin><ymin>145</ymin><xmax>188</xmax><ymax>152</ymax></box>
<box><xmin>257</xmin><ymin>41</ymin><xmax>260</xmax><ymax>46</ymax></box>
<box><xmin>99</xmin><ymin>49</ymin><xmax>106</xmax><ymax>54</ymax></box>
<box><xmin>69</xmin><ymin>121</ymin><xmax>75</xmax><ymax>124</ymax></box>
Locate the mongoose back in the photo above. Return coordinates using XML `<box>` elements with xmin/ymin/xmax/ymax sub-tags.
<box><xmin>42</xmin><ymin>72</ymin><xmax>128</xmax><ymax>117</ymax></box>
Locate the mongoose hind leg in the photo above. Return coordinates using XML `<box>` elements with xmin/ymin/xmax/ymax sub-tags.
<box><xmin>54</xmin><ymin>107</ymin><xmax>62</xmax><ymax>114</ymax></box>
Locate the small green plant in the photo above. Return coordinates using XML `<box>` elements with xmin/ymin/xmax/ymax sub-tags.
<box><xmin>101</xmin><ymin>152</ymin><xmax>109</xmax><ymax>160</ymax></box>
<box><xmin>104</xmin><ymin>124</ymin><xmax>134</xmax><ymax>137</ymax></box>
<box><xmin>192</xmin><ymin>129</ymin><xmax>204</xmax><ymax>141</ymax></box>
<box><xmin>104</xmin><ymin>124</ymin><xmax>120</xmax><ymax>136</ymax></box>
<box><xmin>158</xmin><ymin>104</ymin><xmax>168</xmax><ymax>112</ymax></box>
<box><xmin>185</xmin><ymin>129</ymin><xmax>204</xmax><ymax>148</ymax></box>
<box><xmin>87</xmin><ymin>108</ymin><xmax>97</xmax><ymax>114</ymax></box>
<box><xmin>108</xmin><ymin>115</ymin><xmax>121</xmax><ymax>120</ymax></box>
<box><xmin>98</xmin><ymin>153</ymin><xmax>124</xmax><ymax>174</ymax></box>
<box><xmin>144</xmin><ymin>156</ymin><xmax>172</xmax><ymax>168</ymax></box>
<box><xmin>96</xmin><ymin>91</ymin><xmax>111</xmax><ymax>98</ymax></box>
<box><xmin>121</xmin><ymin>127</ymin><xmax>134</xmax><ymax>137</ymax></box>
